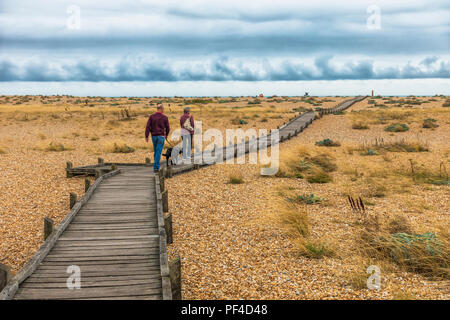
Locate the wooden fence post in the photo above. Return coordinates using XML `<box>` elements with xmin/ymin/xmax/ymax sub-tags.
<box><xmin>159</xmin><ymin>174</ymin><xmax>165</xmax><ymax>192</ymax></box>
<box><xmin>162</xmin><ymin>190</ymin><xmax>169</xmax><ymax>213</ymax></box>
<box><xmin>166</xmin><ymin>166</ymin><xmax>173</xmax><ymax>178</ymax></box>
<box><xmin>66</xmin><ymin>161</ymin><xmax>73</xmax><ymax>178</ymax></box>
<box><xmin>164</xmin><ymin>213</ymin><xmax>173</xmax><ymax>245</ymax></box>
<box><xmin>0</xmin><ymin>263</ymin><xmax>11</xmax><ymax>291</ymax></box>
<box><xmin>84</xmin><ymin>178</ymin><xmax>90</xmax><ymax>192</ymax></box>
<box><xmin>44</xmin><ymin>217</ymin><xmax>54</xmax><ymax>240</ymax></box>
<box><xmin>169</xmin><ymin>255</ymin><xmax>181</xmax><ymax>300</ymax></box>
<box><xmin>69</xmin><ymin>192</ymin><xmax>77</xmax><ymax>209</ymax></box>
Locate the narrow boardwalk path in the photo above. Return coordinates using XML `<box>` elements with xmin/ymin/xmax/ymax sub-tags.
<box><xmin>0</xmin><ymin>96</ymin><xmax>365</xmax><ymax>300</ymax></box>
<box><xmin>4</xmin><ymin>167</ymin><xmax>171</xmax><ymax>300</ymax></box>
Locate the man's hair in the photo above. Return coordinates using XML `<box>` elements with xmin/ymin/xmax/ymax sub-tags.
<box><xmin>156</xmin><ymin>103</ymin><xmax>163</xmax><ymax>110</ymax></box>
<box><xmin>183</xmin><ymin>107</ymin><xmax>190</xmax><ymax>113</ymax></box>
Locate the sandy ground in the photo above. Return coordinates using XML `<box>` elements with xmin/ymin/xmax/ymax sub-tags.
<box><xmin>0</xmin><ymin>95</ymin><xmax>341</xmax><ymax>273</ymax></box>
<box><xmin>166</xmin><ymin>96</ymin><xmax>449</xmax><ymax>299</ymax></box>
<box><xmin>0</xmin><ymin>95</ymin><xmax>448</xmax><ymax>300</ymax></box>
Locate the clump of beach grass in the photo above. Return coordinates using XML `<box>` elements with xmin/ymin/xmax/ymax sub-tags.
<box><xmin>104</xmin><ymin>141</ymin><xmax>135</xmax><ymax>153</ymax></box>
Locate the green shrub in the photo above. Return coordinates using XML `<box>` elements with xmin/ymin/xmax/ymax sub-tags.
<box><xmin>315</xmin><ymin>138</ymin><xmax>340</xmax><ymax>147</ymax></box>
<box><xmin>362</xmin><ymin>149</ymin><xmax>378</xmax><ymax>156</ymax></box>
<box><xmin>422</xmin><ymin>118</ymin><xmax>439</xmax><ymax>129</ymax></box>
<box><xmin>288</xmin><ymin>193</ymin><xmax>325</xmax><ymax>204</ymax></box>
<box><xmin>385</xmin><ymin>123</ymin><xmax>409</xmax><ymax>132</ymax></box>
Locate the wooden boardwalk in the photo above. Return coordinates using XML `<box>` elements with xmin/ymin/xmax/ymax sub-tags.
<box><xmin>0</xmin><ymin>96</ymin><xmax>365</xmax><ymax>300</ymax></box>
<box><xmin>1</xmin><ymin>167</ymin><xmax>171</xmax><ymax>300</ymax></box>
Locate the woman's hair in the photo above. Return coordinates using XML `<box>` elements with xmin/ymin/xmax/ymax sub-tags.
<box><xmin>183</xmin><ymin>107</ymin><xmax>191</xmax><ymax>113</ymax></box>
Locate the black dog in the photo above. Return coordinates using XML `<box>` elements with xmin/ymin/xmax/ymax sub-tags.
<box><xmin>162</xmin><ymin>147</ymin><xmax>182</xmax><ymax>166</ymax></box>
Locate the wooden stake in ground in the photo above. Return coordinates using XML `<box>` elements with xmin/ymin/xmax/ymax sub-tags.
<box><xmin>0</xmin><ymin>263</ymin><xmax>11</xmax><ymax>291</ymax></box>
<box><xmin>69</xmin><ymin>192</ymin><xmax>77</xmax><ymax>209</ymax></box>
<box><xmin>169</xmin><ymin>256</ymin><xmax>181</xmax><ymax>300</ymax></box>
<box><xmin>43</xmin><ymin>217</ymin><xmax>54</xmax><ymax>240</ymax></box>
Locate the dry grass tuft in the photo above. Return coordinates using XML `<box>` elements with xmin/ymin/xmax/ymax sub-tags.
<box><xmin>358</xmin><ymin>215</ymin><xmax>450</xmax><ymax>279</ymax></box>
<box><xmin>279</xmin><ymin>205</ymin><xmax>309</xmax><ymax>238</ymax></box>
<box><xmin>296</xmin><ymin>238</ymin><xmax>335</xmax><ymax>259</ymax></box>
<box><xmin>352</xmin><ymin>122</ymin><xmax>369</xmax><ymax>130</ymax></box>
<box><xmin>104</xmin><ymin>141</ymin><xmax>135</xmax><ymax>153</ymax></box>
<box><xmin>274</xmin><ymin>146</ymin><xmax>336</xmax><ymax>184</ymax></box>
<box><xmin>228</xmin><ymin>172</ymin><xmax>244</xmax><ymax>184</ymax></box>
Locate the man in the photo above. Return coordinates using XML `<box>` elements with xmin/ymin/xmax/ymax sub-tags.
<box><xmin>145</xmin><ymin>103</ymin><xmax>170</xmax><ymax>172</ymax></box>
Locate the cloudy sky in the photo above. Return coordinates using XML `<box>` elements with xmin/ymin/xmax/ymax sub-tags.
<box><xmin>0</xmin><ymin>0</ymin><xmax>449</xmax><ymax>96</ymax></box>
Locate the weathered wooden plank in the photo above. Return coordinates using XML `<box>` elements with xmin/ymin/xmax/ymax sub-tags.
<box><xmin>43</xmin><ymin>254</ymin><xmax>160</xmax><ymax>262</ymax></box>
<box><xmin>62</xmin><ymin>229</ymin><xmax>158</xmax><ymax>238</ymax></box>
<box><xmin>20</xmin><ymin>278</ymin><xmax>162</xmax><ymax>289</ymax></box>
<box><xmin>32</xmin><ymin>266</ymin><xmax>161</xmax><ymax>276</ymax></box>
<box><xmin>71</xmin><ymin>294</ymin><xmax>162</xmax><ymax>300</ymax></box>
<box><xmin>50</xmin><ymin>239</ymin><xmax>159</xmax><ymax>247</ymax></box>
<box><xmin>14</xmin><ymin>283</ymin><xmax>162</xmax><ymax>300</ymax></box>
<box><xmin>70</xmin><ymin>216</ymin><xmax>155</xmax><ymax>223</ymax></box>
<box><xmin>58</xmin><ymin>235</ymin><xmax>159</xmax><ymax>241</ymax></box>
<box><xmin>66</xmin><ymin>223</ymin><xmax>157</xmax><ymax>230</ymax></box>
<box><xmin>48</xmin><ymin>248</ymin><xmax>159</xmax><ymax>257</ymax></box>
<box><xmin>24</xmin><ymin>274</ymin><xmax>160</xmax><ymax>283</ymax></box>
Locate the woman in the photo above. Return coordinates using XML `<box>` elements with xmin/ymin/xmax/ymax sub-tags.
<box><xmin>180</xmin><ymin>107</ymin><xmax>194</xmax><ymax>162</ymax></box>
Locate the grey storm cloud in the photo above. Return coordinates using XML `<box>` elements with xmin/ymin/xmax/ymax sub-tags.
<box><xmin>0</xmin><ymin>0</ymin><xmax>449</xmax><ymax>82</ymax></box>
<box><xmin>1</xmin><ymin>56</ymin><xmax>448</xmax><ymax>82</ymax></box>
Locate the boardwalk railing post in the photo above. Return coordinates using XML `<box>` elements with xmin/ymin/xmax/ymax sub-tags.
<box><xmin>84</xmin><ymin>178</ymin><xmax>90</xmax><ymax>192</ymax></box>
<box><xmin>159</xmin><ymin>174</ymin><xmax>165</xmax><ymax>192</ymax></box>
<box><xmin>166</xmin><ymin>166</ymin><xmax>173</xmax><ymax>178</ymax></box>
<box><xmin>98</xmin><ymin>157</ymin><xmax>104</xmax><ymax>164</ymax></box>
<box><xmin>44</xmin><ymin>217</ymin><xmax>54</xmax><ymax>240</ymax></box>
<box><xmin>164</xmin><ymin>213</ymin><xmax>172</xmax><ymax>245</ymax></box>
<box><xmin>169</xmin><ymin>255</ymin><xmax>181</xmax><ymax>300</ymax></box>
<box><xmin>0</xmin><ymin>263</ymin><xmax>11</xmax><ymax>292</ymax></box>
<box><xmin>66</xmin><ymin>162</ymin><xmax>73</xmax><ymax>178</ymax></box>
<box><xmin>162</xmin><ymin>190</ymin><xmax>169</xmax><ymax>213</ymax></box>
<box><xmin>69</xmin><ymin>192</ymin><xmax>77</xmax><ymax>209</ymax></box>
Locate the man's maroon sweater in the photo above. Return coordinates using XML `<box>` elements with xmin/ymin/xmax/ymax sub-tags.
<box><xmin>145</xmin><ymin>112</ymin><xmax>170</xmax><ymax>138</ymax></box>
